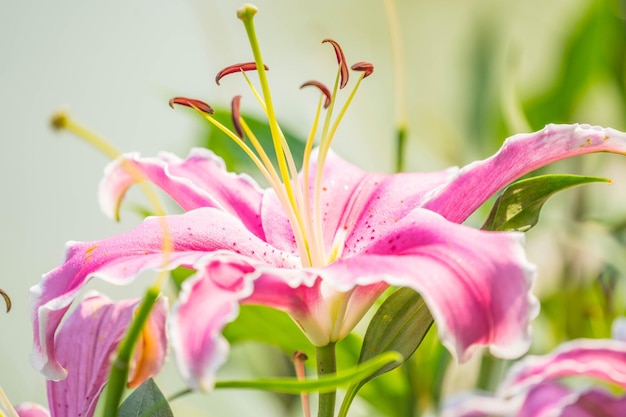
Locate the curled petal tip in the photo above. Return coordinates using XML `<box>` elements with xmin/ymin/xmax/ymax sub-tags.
<box><xmin>322</xmin><ymin>38</ymin><xmax>349</xmax><ymax>89</ymax></box>
<box><xmin>300</xmin><ymin>80</ymin><xmax>332</xmax><ymax>109</ymax></box>
<box><xmin>351</xmin><ymin>61</ymin><xmax>374</xmax><ymax>78</ymax></box>
<box><xmin>169</xmin><ymin>97</ymin><xmax>214</xmax><ymax>115</ymax></box>
<box><xmin>215</xmin><ymin>62</ymin><xmax>269</xmax><ymax>85</ymax></box>
<box><xmin>231</xmin><ymin>95</ymin><xmax>245</xmax><ymax>139</ymax></box>
<box><xmin>0</xmin><ymin>289</ymin><xmax>10</xmax><ymax>313</ymax></box>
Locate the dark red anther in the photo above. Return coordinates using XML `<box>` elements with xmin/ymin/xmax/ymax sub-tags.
<box><xmin>322</xmin><ymin>39</ymin><xmax>349</xmax><ymax>89</ymax></box>
<box><xmin>215</xmin><ymin>62</ymin><xmax>270</xmax><ymax>85</ymax></box>
<box><xmin>169</xmin><ymin>97</ymin><xmax>215</xmax><ymax>115</ymax></box>
<box><xmin>300</xmin><ymin>81</ymin><xmax>332</xmax><ymax>109</ymax></box>
<box><xmin>351</xmin><ymin>61</ymin><xmax>374</xmax><ymax>78</ymax></box>
<box><xmin>231</xmin><ymin>95</ymin><xmax>244</xmax><ymax>139</ymax></box>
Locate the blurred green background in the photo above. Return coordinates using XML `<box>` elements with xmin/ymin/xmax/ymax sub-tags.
<box><xmin>1</xmin><ymin>0</ymin><xmax>625</xmax><ymax>415</ymax></box>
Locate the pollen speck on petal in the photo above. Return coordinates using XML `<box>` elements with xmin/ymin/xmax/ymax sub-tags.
<box><xmin>322</xmin><ymin>38</ymin><xmax>349</xmax><ymax>89</ymax></box>
<box><xmin>351</xmin><ymin>61</ymin><xmax>374</xmax><ymax>78</ymax></box>
<box><xmin>215</xmin><ymin>62</ymin><xmax>270</xmax><ymax>85</ymax></box>
<box><xmin>300</xmin><ymin>80</ymin><xmax>332</xmax><ymax>109</ymax></box>
<box><xmin>169</xmin><ymin>97</ymin><xmax>215</xmax><ymax>115</ymax></box>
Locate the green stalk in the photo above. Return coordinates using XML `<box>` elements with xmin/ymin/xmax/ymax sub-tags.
<box><xmin>395</xmin><ymin>124</ymin><xmax>408</xmax><ymax>173</ymax></box>
<box><xmin>316</xmin><ymin>342</ymin><xmax>337</xmax><ymax>417</ymax></box>
<box><xmin>102</xmin><ymin>286</ymin><xmax>160</xmax><ymax>417</ymax></box>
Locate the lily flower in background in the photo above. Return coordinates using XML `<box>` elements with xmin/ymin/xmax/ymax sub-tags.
<box><xmin>443</xmin><ymin>319</ymin><xmax>626</xmax><ymax>417</ymax></box>
<box><xmin>31</xmin><ymin>4</ymin><xmax>626</xmax><ymax>394</ymax></box>
<box><xmin>13</xmin><ymin>293</ymin><xmax>167</xmax><ymax>417</ymax></box>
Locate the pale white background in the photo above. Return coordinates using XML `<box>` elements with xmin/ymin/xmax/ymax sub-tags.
<box><xmin>0</xmin><ymin>0</ymin><xmax>599</xmax><ymax>415</ymax></box>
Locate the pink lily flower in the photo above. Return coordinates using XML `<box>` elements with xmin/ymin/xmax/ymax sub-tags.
<box><xmin>18</xmin><ymin>293</ymin><xmax>167</xmax><ymax>417</ymax></box>
<box><xmin>443</xmin><ymin>337</ymin><xmax>626</xmax><ymax>417</ymax></box>
<box><xmin>32</xmin><ymin>119</ymin><xmax>626</xmax><ymax>391</ymax></box>
<box><xmin>30</xmin><ymin>7</ymin><xmax>626</xmax><ymax>391</ymax></box>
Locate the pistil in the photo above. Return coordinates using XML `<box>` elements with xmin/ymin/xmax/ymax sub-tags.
<box><xmin>173</xmin><ymin>5</ymin><xmax>374</xmax><ymax>270</ymax></box>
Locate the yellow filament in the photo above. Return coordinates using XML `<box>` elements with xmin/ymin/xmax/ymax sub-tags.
<box><xmin>241</xmin><ymin>70</ymin><xmax>305</xmax><ymax>241</ymax></box>
<box><xmin>0</xmin><ymin>386</ymin><xmax>19</xmax><ymax>417</ymax></box>
<box><xmin>51</xmin><ymin>112</ymin><xmax>172</xmax><ymax>289</ymax></box>
<box><xmin>327</xmin><ymin>74</ymin><xmax>365</xmax><ymax>146</ymax></box>
<box><xmin>311</xmin><ymin>68</ymin><xmax>343</xmax><ymax>263</ymax></box>
<box><xmin>240</xmin><ymin>13</ymin><xmax>302</xmax><ymax>255</ymax></box>
<box><xmin>241</xmin><ymin>71</ymin><xmax>301</xmax><ymax>192</ymax></box>
<box><xmin>195</xmin><ymin>110</ymin><xmax>279</xmax><ymax>191</ymax></box>
<box><xmin>301</xmin><ymin>95</ymin><xmax>325</xmax><ymax>265</ymax></box>
<box><xmin>241</xmin><ymin>120</ymin><xmax>312</xmax><ymax>265</ymax></box>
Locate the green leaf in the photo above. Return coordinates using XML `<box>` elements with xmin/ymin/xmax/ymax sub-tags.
<box><xmin>118</xmin><ymin>379</ymin><xmax>173</xmax><ymax>417</ymax></box>
<box><xmin>482</xmin><ymin>174</ymin><xmax>611</xmax><ymax>232</ymax></box>
<box><xmin>203</xmin><ymin>108</ymin><xmax>306</xmax><ymax>180</ymax></box>
<box><xmin>214</xmin><ymin>351</ymin><xmax>402</xmax><ymax>394</ymax></box>
<box><xmin>523</xmin><ymin>1</ymin><xmax>626</xmax><ymax>129</ymax></box>
<box><xmin>339</xmin><ymin>288</ymin><xmax>433</xmax><ymax>416</ymax></box>
<box><xmin>223</xmin><ymin>305</ymin><xmax>314</xmax><ymax>357</ymax></box>
<box><xmin>169</xmin><ymin>266</ymin><xmax>195</xmax><ymax>293</ymax></box>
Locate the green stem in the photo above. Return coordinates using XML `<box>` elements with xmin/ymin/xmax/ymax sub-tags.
<box><xmin>476</xmin><ymin>352</ymin><xmax>500</xmax><ymax>391</ymax></box>
<box><xmin>102</xmin><ymin>286</ymin><xmax>160</xmax><ymax>417</ymax></box>
<box><xmin>316</xmin><ymin>342</ymin><xmax>337</xmax><ymax>417</ymax></box>
<box><xmin>395</xmin><ymin>124</ymin><xmax>408</xmax><ymax>173</ymax></box>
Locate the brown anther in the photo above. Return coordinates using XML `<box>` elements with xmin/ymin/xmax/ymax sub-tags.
<box><xmin>169</xmin><ymin>97</ymin><xmax>214</xmax><ymax>115</ymax></box>
<box><xmin>231</xmin><ymin>95</ymin><xmax>245</xmax><ymax>139</ymax></box>
<box><xmin>291</xmin><ymin>350</ymin><xmax>309</xmax><ymax>363</ymax></box>
<box><xmin>215</xmin><ymin>62</ymin><xmax>270</xmax><ymax>85</ymax></box>
<box><xmin>291</xmin><ymin>351</ymin><xmax>311</xmax><ymax>417</ymax></box>
<box><xmin>50</xmin><ymin>110</ymin><xmax>69</xmax><ymax>131</ymax></box>
<box><xmin>351</xmin><ymin>61</ymin><xmax>374</xmax><ymax>78</ymax></box>
<box><xmin>322</xmin><ymin>39</ymin><xmax>349</xmax><ymax>89</ymax></box>
<box><xmin>0</xmin><ymin>289</ymin><xmax>11</xmax><ymax>313</ymax></box>
<box><xmin>300</xmin><ymin>81</ymin><xmax>332</xmax><ymax>109</ymax></box>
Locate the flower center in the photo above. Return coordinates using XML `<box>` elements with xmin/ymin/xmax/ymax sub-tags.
<box><xmin>170</xmin><ymin>4</ymin><xmax>374</xmax><ymax>268</ymax></box>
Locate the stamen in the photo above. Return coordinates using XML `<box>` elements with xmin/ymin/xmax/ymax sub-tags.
<box><xmin>169</xmin><ymin>97</ymin><xmax>214</xmax><ymax>115</ymax></box>
<box><xmin>50</xmin><ymin>110</ymin><xmax>69</xmax><ymax>131</ymax></box>
<box><xmin>300</xmin><ymin>81</ymin><xmax>332</xmax><ymax>109</ymax></box>
<box><xmin>322</xmin><ymin>39</ymin><xmax>349</xmax><ymax>89</ymax></box>
<box><xmin>49</xmin><ymin>111</ymin><xmax>172</xmax><ymax>289</ymax></box>
<box><xmin>215</xmin><ymin>62</ymin><xmax>270</xmax><ymax>85</ymax></box>
<box><xmin>351</xmin><ymin>61</ymin><xmax>374</xmax><ymax>78</ymax></box>
<box><xmin>0</xmin><ymin>289</ymin><xmax>11</xmax><ymax>313</ymax></box>
<box><xmin>291</xmin><ymin>351</ymin><xmax>311</xmax><ymax>417</ymax></box>
<box><xmin>231</xmin><ymin>95</ymin><xmax>245</xmax><ymax>139</ymax></box>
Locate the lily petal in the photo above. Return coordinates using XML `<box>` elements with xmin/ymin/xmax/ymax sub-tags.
<box><xmin>46</xmin><ymin>292</ymin><xmax>167</xmax><ymax>417</ymax></box>
<box><xmin>558</xmin><ymin>388</ymin><xmax>626</xmax><ymax>417</ymax></box>
<box><xmin>30</xmin><ymin>208</ymin><xmax>297</xmax><ymax>380</ymax></box>
<box><xmin>99</xmin><ymin>148</ymin><xmax>265</xmax><ymax>238</ymax></box>
<box><xmin>499</xmin><ymin>339</ymin><xmax>626</xmax><ymax>397</ymax></box>
<box><xmin>315</xmin><ymin>208</ymin><xmax>537</xmax><ymax>361</ymax></box>
<box><xmin>169</xmin><ymin>254</ymin><xmax>257</xmax><ymax>391</ymax></box>
<box><xmin>425</xmin><ymin>124</ymin><xmax>626</xmax><ymax>223</ymax></box>
<box><xmin>15</xmin><ymin>403</ymin><xmax>50</xmax><ymax>417</ymax></box>
<box><xmin>262</xmin><ymin>148</ymin><xmax>458</xmax><ymax>256</ymax></box>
